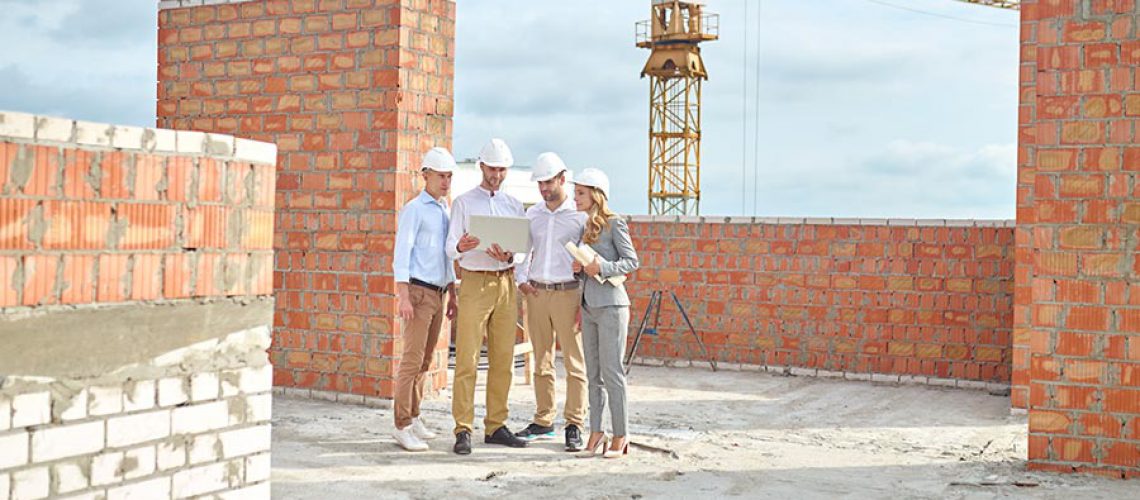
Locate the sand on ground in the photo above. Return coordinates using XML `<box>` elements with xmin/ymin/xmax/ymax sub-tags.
<box><xmin>270</xmin><ymin>363</ymin><xmax>1137</xmax><ymax>499</ymax></box>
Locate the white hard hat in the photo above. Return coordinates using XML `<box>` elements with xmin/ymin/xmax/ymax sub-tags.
<box><xmin>421</xmin><ymin>147</ymin><xmax>457</xmax><ymax>173</ymax></box>
<box><xmin>477</xmin><ymin>138</ymin><xmax>514</xmax><ymax>168</ymax></box>
<box><xmin>573</xmin><ymin>167</ymin><xmax>610</xmax><ymax>199</ymax></box>
<box><xmin>531</xmin><ymin>152</ymin><xmax>569</xmax><ymax>182</ymax></box>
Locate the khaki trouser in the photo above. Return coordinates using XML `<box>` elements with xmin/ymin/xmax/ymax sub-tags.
<box><xmin>452</xmin><ymin>269</ymin><xmax>518</xmax><ymax>435</ymax></box>
<box><xmin>394</xmin><ymin>283</ymin><xmax>445</xmax><ymax>429</ymax></box>
<box><xmin>526</xmin><ymin>287</ymin><xmax>587</xmax><ymax>428</ymax></box>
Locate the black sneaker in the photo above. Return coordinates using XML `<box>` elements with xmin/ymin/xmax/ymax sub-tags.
<box><xmin>453</xmin><ymin>431</ymin><xmax>472</xmax><ymax>455</ymax></box>
<box><xmin>564</xmin><ymin>424</ymin><xmax>583</xmax><ymax>452</ymax></box>
<box><xmin>485</xmin><ymin>426</ymin><xmax>529</xmax><ymax>448</ymax></box>
<box><xmin>515</xmin><ymin>423</ymin><xmax>556</xmax><ymax>440</ymax></box>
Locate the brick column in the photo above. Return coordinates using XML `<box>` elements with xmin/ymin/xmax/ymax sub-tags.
<box><xmin>1022</xmin><ymin>0</ymin><xmax>1140</xmax><ymax>478</ymax></box>
<box><xmin>156</xmin><ymin>0</ymin><xmax>456</xmax><ymax>400</ymax></box>
<box><xmin>1012</xmin><ymin>0</ymin><xmax>1041</xmax><ymax>410</ymax></box>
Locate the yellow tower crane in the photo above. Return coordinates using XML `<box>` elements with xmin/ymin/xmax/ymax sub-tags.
<box><xmin>637</xmin><ymin>0</ymin><xmax>718</xmax><ymax>216</ymax></box>
<box><xmin>636</xmin><ymin>0</ymin><xmax>1013</xmax><ymax>217</ymax></box>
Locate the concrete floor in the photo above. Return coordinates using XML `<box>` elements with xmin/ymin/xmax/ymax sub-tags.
<box><xmin>270</xmin><ymin>364</ymin><xmax>1137</xmax><ymax>499</ymax></box>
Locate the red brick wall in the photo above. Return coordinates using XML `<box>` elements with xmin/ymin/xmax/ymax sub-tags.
<box><xmin>0</xmin><ymin>112</ymin><xmax>276</xmax><ymax>306</ymax></box>
<box><xmin>1019</xmin><ymin>0</ymin><xmax>1140</xmax><ymax>478</ymax></box>
<box><xmin>1013</xmin><ymin>0</ymin><xmax>1042</xmax><ymax>410</ymax></box>
<box><xmin>625</xmin><ymin>217</ymin><xmax>1015</xmax><ymax>384</ymax></box>
<box><xmin>156</xmin><ymin>0</ymin><xmax>456</xmax><ymax>400</ymax></box>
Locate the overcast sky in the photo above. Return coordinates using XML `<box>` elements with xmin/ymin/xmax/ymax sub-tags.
<box><xmin>0</xmin><ymin>0</ymin><xmax>1019</xmax><ymax>218</ymax></box>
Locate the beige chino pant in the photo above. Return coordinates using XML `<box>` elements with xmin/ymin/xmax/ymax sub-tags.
<box><xmin>525</xmin><ymin>287</ymin><xmax>587</xmax><ymax>428</ymax></box>
<box><xmin>394</xmin><ymin>284</ymin><xmax>445</xmax><ymax>429</ymax></box>
<box><xmin>452</xmin><ymin>269</ymin><xmax>518</xmax><ymax>436</ymax></box>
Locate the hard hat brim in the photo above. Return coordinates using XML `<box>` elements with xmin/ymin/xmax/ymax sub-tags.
<box><xmin>573</xmin><ymin>182</ymin><xmax>608</xmax><ymax>198</ymax></box>
<box><xmin>478</xmin><ymin>160</ymin><xmax>513</xmax><ymax>168</ymax></box>
<box><xmin>531</xmin><ymin>170</ymin><xmax>567</xmax><ymax>182</ymax></box>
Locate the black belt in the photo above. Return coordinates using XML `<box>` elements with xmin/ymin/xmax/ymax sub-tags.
<box><xmin>410</xmin><ymin>278</ymin><xmax>446</xmax><ymax>293</ymax></box>
<box><xmin>529</xmin><ymin>280</ymin><xmax>580</xmax><ymax>291</ymax></box>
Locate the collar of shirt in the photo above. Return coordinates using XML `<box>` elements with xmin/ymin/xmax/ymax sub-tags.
<box><xmin>535</xmin><ymin>195</ymin><xmax>576</xmax><ymax>215</ymax></box>
<box><xmin>475</xmin><ymin>185</ymin><xmax>499</xmax><ymax>198</ymax></box>
<box><xmin>460</xmin><ymin>185</ymin><xmax>522</xmax><ymax>216</ymax></box>
<box><xmin>417</xmin><ymin>190</ymin><xmax>448</xmax><ymax>210</ymax></box>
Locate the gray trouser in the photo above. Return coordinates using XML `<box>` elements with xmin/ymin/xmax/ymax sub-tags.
<box><xmin>581</xmin><ymin>304</ymin><xmax>630</xmax><ymax>436</ymax></box>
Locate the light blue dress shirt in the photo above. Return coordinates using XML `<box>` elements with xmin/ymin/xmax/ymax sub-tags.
<box><xmin>393</xmin><ymin>190</ymin><xmax>455</xmax><ymax>287</ymax></box>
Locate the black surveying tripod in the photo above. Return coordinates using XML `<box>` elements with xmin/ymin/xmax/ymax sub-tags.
<box><xmin>623</xmin><ymin>290</ymin><xmax>718</xmax><ymax>374</ymax></box>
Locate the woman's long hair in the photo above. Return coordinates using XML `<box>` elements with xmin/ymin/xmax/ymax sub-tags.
<box><xmin>583</xmin><ymin>187</ymin><xmax>616</xmax><ymax>244</ymax></box>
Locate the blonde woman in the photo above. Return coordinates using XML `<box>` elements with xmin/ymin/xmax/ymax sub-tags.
<box><xmin>571</xmin><ymin>168</ymin><xmax>639</xmax><ymax>458</ymax></box>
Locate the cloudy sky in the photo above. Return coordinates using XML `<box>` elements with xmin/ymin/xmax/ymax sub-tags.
<box><xmin>0</xmin><ymin>0</ymin><xmax>1019</xmax><ymax>218</ymax></box>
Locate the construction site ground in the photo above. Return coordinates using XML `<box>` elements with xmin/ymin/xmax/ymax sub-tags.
<box><xmin>270</xmin><ymin>363</ymin><xmax>1135</xmax><ymax>499</ymax></box>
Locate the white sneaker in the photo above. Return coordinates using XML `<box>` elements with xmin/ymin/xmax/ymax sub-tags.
<box><xmin>411</xmin><ymin>417</ymin><xmax>438</xmax><ymax>440</ymax></box>
<box><xmin>393</xmin><ymin>426</ymin><xmax>429</xmax><ymax>451</ymax></box>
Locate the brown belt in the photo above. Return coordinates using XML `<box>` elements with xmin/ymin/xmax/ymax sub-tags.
<box><xmin>528</xmin><ymin>280</ymin><xmax>580</xmax><ymax>291</ymax></box>
<box><xmin>462</xmin><ymin>268</ymin><xmax>513</xmax><ymax>277</ymax></box>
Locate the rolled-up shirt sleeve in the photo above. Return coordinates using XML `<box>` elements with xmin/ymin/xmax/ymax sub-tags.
<box><xmin>392</xmin><ymin>205</ymin><xmax>419</xmax><ymax>283</ymax></box>
<box><xmin>446</xmin><ymin>197</ymin><xmax>466</xmax><ymax>261</ymax></box>
<box><xmin>516</xmin><ymin>245</ymin><xmax>532</xmax><ymax>285</ymax></box>
<box><xmin>510</xmin><ymin>197</ymin><xmax>527</xmax><ymax>273</ymax></box>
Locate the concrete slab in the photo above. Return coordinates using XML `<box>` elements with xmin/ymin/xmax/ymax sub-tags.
<box><xmin>270</xmin><ymin>364</ymin><xmax>1132</xmax><ymax>499</ymax></box>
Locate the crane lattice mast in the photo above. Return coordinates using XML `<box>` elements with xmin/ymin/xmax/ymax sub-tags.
<box><xmin>637</xmin><ymin>0</ymin><xmax>719</xmax><ymax>216</ymax></box>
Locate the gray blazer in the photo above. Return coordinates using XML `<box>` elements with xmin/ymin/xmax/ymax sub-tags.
<box><xmin>581</xmin><ymin>216</ymin><xmax>639</xmax><ymax>307</ymax></box>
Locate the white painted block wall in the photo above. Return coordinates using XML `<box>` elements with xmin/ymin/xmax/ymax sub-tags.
<box><xmin>0</xmin><ymin>360</ymin><xmax>272</xmax><ymax>499</ymax></box>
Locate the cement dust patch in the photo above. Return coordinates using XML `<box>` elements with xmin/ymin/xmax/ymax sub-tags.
<box><xmin>271</xmin><ymin>365</ymin><xmax>1133</xmax><ymax>499</ymax></box>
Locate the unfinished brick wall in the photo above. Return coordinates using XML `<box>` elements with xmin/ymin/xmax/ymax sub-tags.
<box><xmin>0</xmin><ymin>111</ymin><xmax>276</xmax><ymax>498</ymax></box>
<box><xmin>1012</xmin><ymin>0</ymin><xmax>1042</xmax><ymax>411</ymax></box>
<box><xmin>1018</xmin><ymin>0</ymin><xmax>1140</xmax><ymax>478</ymax></box>
<box><xmin>156</xmin><ymin>0</ymin><xmax>456</xmax><ymax>402</ymax></box>
<box><xmin>625</xmin><ymin>217</ymin><xmax>1015</xmax><ymax>385</ymax></box>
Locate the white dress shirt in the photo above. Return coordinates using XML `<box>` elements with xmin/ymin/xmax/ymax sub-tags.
<box><xmin>446</xmin><ymin>185</ymin><xmax>526</xmax><ymax>271</ymax></box>
<box><xmin>517</xmin><ymin>196</ymin><xmax>585</xmax><ymax>285</ymax></box>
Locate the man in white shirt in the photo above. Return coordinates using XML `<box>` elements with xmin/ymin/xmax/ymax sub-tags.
<box><xmin>514</xmin><ymin>152</ymin><xmax>588</xmax><ymax>452</ymax></box>
<box><xmin>445</xmin><ymin>138</ymin><xmax>530</xmax><ymax>454</ymax></box>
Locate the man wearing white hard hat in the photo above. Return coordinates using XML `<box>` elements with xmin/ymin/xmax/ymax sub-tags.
<box><xmin>391</xmin><ymin>147</ymin><xmax>459</xmax><ymax>452</ymax></box>
<box><xmin>445</xmin><ymin>138</ymin><xmax>530</xmax><ymax>454</ymax></box>
<box><xmin>513</xmin><ymin>152</ymin><xmax>589</xmax><ymax>451</ymax></box>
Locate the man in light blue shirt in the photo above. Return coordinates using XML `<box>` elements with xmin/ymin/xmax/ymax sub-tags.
<box><xmin>391</xmin><ymin>147</ymin><xmax>458</xmax><ymax>452</ymax></box>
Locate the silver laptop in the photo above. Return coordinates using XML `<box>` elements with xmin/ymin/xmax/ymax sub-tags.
<box><xmin>468</xmin><ymin>215</ymin><xmax>532</xmax><ymax>254</ymax></box>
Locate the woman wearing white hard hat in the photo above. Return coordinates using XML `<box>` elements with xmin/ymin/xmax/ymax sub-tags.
<box><xmin>570</xmin><ymin>167</ymin><xmax>639</xmax><ymax>458</ymax></box>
